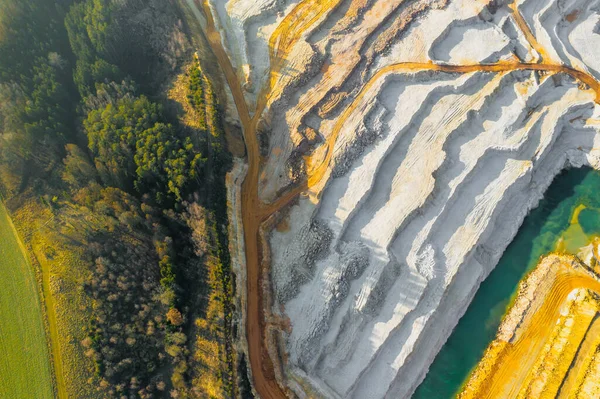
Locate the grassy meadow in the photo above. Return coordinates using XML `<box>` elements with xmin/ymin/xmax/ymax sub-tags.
<box><xmin>0</xmin><ymin>202</ymin><xmax>54</xmax><ymax>398</ymax></box>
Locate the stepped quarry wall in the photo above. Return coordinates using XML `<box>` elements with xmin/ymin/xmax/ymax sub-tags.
<box><xmin>205</xmin><ymin>0</ymin><xmax>600</xmax><ymax>397</ymax></box>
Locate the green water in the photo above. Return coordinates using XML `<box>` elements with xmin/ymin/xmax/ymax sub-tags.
<box><xmin>413</xmin><ymin>167</ymin><xmax>600</xmax><ymax>399</ymax></box>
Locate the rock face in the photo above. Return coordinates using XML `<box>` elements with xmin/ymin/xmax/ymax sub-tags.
<box><xmin>208</xmin><ymin>0</ymin><xmax>600</xmax><ymax>397</ymax></box>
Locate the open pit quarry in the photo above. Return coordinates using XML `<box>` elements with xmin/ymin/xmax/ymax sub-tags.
<box><xmin>187</xmin><ymin>0</ymin><xmax>600</xmax><ymax>397</ymax></box>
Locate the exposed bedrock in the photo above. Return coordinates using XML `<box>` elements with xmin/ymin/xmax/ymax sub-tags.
<box><xmin>208</xmin><ymin>0</ymin><xmax>600</xmax><ymax>397</ymax></box>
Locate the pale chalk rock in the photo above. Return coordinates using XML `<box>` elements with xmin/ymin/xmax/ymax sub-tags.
<box><xmin>207</xmin><ymin>0</ymin><xmax>600</xmax><ymax>397</ymax></box>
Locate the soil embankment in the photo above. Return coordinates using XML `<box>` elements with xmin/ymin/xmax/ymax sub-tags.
<box><xmin>459</xmin><ymin>254</ymin><xmax>600</xmax><ymax>398</ymax></box>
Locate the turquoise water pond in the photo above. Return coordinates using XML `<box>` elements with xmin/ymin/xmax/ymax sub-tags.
<box><xmin>413</xmin><ymin>167</ymin><xmax>600</xmax><ymax>398</ymax></box>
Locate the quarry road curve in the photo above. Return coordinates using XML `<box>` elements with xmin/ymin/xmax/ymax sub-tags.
<box><xmin>259</xmin><ymin>59</ymin><xmax>600</xmax><ymax>219</ymax></box>
<box><xmin>195</xmin><ymin>0</ymin><xmax>348</xmax><ymax>397</ymax></box>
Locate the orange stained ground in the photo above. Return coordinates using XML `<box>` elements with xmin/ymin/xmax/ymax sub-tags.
<box><xmin>195</xmin><ymin>0</ymin><xmax>600</xmax><ymax>397</ymax></box>
<box><xmin>556</xmin><ymin>312</ymin><xmax>600</xmax><ymax>398</ymax></box>
<box><xmin>460</xmin><ymin>270</ymin><xmax>600</xmax><ymax>399</ymax></box>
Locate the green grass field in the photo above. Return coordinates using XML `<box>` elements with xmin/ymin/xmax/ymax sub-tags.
<box><xmin>0</xmin><ymin>203</ymin><xmax>54</xmax><ymax>398</ymax></box>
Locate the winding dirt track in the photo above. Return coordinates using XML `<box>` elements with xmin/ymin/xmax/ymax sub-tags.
<box><xmin>191</xmin><ymin>0</ymin><xmax>600</xmax><ymax>398</ymax></box>
<box><xmin>196</xmin><ymin>1</ymin><xmax>335</xmax><ymax>397</ymax></box>
<box><xmin>198</xmin><ymin>2</ymin><xmax>283</xmax><ymax>398</ymax></box>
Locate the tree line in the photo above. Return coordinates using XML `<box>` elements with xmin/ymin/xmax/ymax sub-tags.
<box><xmin>0</xmin><ymin>0</ymin><xmax>236</xmax><ymax>397</ymax></box>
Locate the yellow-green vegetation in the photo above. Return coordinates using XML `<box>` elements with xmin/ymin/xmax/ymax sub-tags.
<box><xmin>0</xmin><ymin>202</ymin><xmax>54</xmax><ymax>398</ymax></box>
<box><xmin>167</xmin><ymin>57</ymin><xmax>239</xmax><ymax>398</ymax></box>
<box><xmin>10</xmin><ymin>198</ymin><xmax>98</xmax><ymax>399</ymax></box>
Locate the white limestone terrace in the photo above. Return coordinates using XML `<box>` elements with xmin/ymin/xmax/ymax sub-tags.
<box><xmin>271</xmin><ymin>69</ymin><xmax>600</xmax><ymax>398</ymax></box>
<box><xmin>207</xmin><ymin>0</ymin><xmax>600</xmax><ymax>397</ymax></box>
<box><xmin>205</xmin><ymin>0</ymin><xmax>300</xmax><ymax>111</ymax></box>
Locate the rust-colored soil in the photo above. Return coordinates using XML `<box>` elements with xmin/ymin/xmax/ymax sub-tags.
<box><xmin>458</xmin><ymin>255</ymin><xmax>600</xmax><ymax>399</ymax></box>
